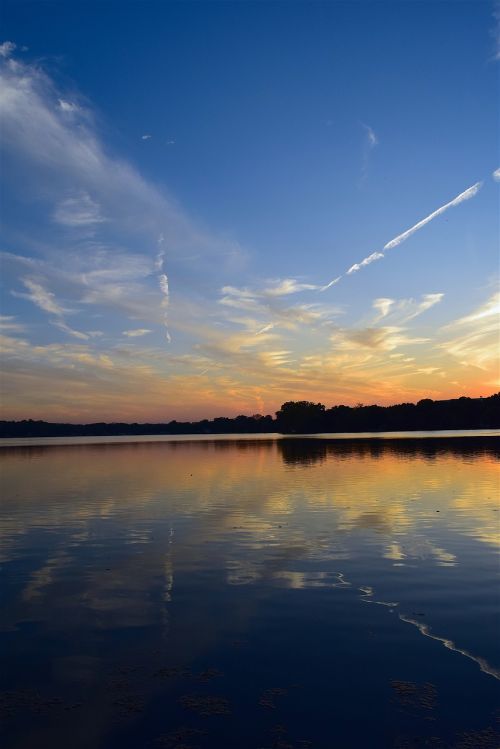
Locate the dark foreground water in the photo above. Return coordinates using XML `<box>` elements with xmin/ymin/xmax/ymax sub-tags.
<box><xmin>1</xmin><ymin>434</ymin><xmax>499</xmax><ymax>749</ymax></box>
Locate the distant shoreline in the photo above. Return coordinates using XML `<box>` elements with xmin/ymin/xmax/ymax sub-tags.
<box><xmin>0</xmin><ymin>429</ymin><xmax>499</xmax><ymax>451</ymax></box>
<box><xmin>1</xmin><ymin>393</ymin><xmax>498</xmax><ymax>438</ymax></box>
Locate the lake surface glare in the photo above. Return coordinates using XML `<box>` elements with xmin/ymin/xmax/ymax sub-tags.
<box><xmin>1</xmin><ymin>435</ymin><xmax>499</xmax><ymax>748</ymax></box>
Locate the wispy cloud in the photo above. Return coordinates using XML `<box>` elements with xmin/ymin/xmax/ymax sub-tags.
<box><xmin>491</xmin><ymin>2</ymin><xmax>500</xmax><ymax>61</ymax></box>
<box><xmin>363</xmin><ymin>123</ymin><xmax>378</xmax><ymax>148</ymax></box>
<box><xmin>12</xmin><ymin>278</ymin><xmax>92</xmax><ymax>340</ymax></box>
<box><xmin>360</xmin><ymin>122</ymin><xmax>379</xmax><ymax>183</ymax></box>
<box><xmin>0</xmin><ymin>48</ymin><xmax>247</xmax><ymax>356</ymax></box>
<box><xmin>332</xmin><ymin>326</ymin><xmax>429</xmax><ymax>351</ymax></box>
<box><xmin>158</xmin><ymin>274</ymin><xmax>171</xmax><ymax>342</ymax></box>
<box><xmin>155</xmin><ymin>233</ymin><xmax>165</xmax><ymax>270</ymax></box>
<box><xmin>0</xmin><ymin>315</ymin><xmax>25</xmax><ymax>333</ymax></box>
<box><xmin>58</xmin><ymin>99</ymin><xmax>79</xmax><ymax>113</ymax></box>
<box><xmin>53</xmin><ymin>192</ymin><xmax>106</xmax><ymax>227</ymax></box>
<box><xmin>372</xmin><ymin>298</ymin><xmax>394</xmax><ymax>321</ymax></box>
<box><xmin>371</xmin><ymin>293</ymin><xmax>444</xmax><ymax>326</ymax></box>
<box><xmin>439</xmin><ymin>292</ymin><xmax>500</xmax><ymax>371</ymax></box>
<box><xmin>16</xmin><ymin>278</ymin><xmax>67</xmax><ymax>316</ymax></box>
<box><xmin>263</xmin><ymin>278</ymin><xmax>319</xmax><ymax>296</ymax></box>
<box><xmin>0</xmin><ymin>40</ymin><xmax>16</xmax><ymax>58</ymax></box>
<box><xmin>493</xmin><ymin>167</ymin><xmax>500</xmax><ymax>182</ymax></box>
<box><xmin>122</xmin><ymin>329</ymin><xmax>153</xmax><ymax>338</ymax></box>
<box><xmin>52</xmin><ymin>320</ymin><xmax>89</xmax><ymax>340</ymax></box>
<box><xmin>141</xmin><ymin>134</ymin><xmax>152</xmax><ymax>140</ymax></box>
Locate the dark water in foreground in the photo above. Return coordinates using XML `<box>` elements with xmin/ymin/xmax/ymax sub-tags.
<box><xmin>1</xmin><ymin>435</ymin><xmax>499</xmax><ymax>748</ymax></box>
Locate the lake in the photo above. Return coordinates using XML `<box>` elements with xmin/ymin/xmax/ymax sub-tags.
<box><xmin>1</xmin><ymin>433</ymin><xmax>499</xmax><ymax>748</ymax></box>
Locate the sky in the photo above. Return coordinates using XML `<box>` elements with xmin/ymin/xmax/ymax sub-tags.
<box><xmin>0</xmin><ymin>0</ymin><xmax>499</xmax><ymax>423</ymax></box>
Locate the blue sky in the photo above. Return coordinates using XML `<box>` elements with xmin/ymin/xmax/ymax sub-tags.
<box><xmin>0</xmin><ymin>1</ymin><xmax>499</xmax><ymax>421</ymax></box>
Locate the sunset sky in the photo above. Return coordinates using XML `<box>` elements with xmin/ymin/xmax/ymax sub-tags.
<box><xmin>1</xmin><ymin>1</ymin><xmax>499</xmax><ymax>422</ymax></box>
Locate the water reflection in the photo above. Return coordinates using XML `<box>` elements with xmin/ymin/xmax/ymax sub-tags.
<box><xmin>1</xmin><ymin>436</ymin><xmax>499</xmax><ymax>749</ymax></box>
<box><xmin>278</xmin><ymin>435</ymin><xmax>500</xmax><ymax>465</ymax></box>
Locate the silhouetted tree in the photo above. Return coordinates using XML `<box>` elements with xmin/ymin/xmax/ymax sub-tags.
<box><xmin>275</xmin><ymin>401</ymin><xmax>326</xmax><ymax>433</ymax></box>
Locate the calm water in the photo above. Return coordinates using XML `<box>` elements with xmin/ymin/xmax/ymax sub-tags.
<box><xmin>1</xmin><ymin>435</ymin><xmax>499</xmax><ymax>748</ymax></box>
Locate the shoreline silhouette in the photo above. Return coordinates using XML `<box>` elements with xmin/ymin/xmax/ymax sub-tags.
<box><xmin>1</xmin><ymin>393</ymin><xmax>498</xmax><ymax>438</ymax></box>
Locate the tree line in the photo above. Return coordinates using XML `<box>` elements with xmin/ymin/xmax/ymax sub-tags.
<box><xmin>0</xmin><ymin>393</ymin><xmax>498</xmax><ymax>438</ymax></box>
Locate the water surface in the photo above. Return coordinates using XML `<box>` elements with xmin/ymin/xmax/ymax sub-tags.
<box><xmin>1</xmin><ymin>435</ymin><xmax>499</xmax><ymax>748</ymax></box>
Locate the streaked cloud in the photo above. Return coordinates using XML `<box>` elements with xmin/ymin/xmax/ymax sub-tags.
<box><xmin>122</xmin><ymin>329</ymin><xmax>153</xmax><ymax>338</ymax></box>
<box><xmin>53</xmin><ymin>192</ymin><xmax>106</xmax><ymax>227</ymax></box>
<box><xmin>0</xmin><ymin>315</ymin><xmax>25</xmax><ymax>333</ymax></box>
<box><xmin>15</xmin><ymin>278</ymin><xmax>67</xmax><ymax>316</ymax></box>
<box><xmin>263</xmin><ymin>278</ymin><xmax>320</xmax><ymax>296</ymax></box>
<box><xmin>332</xmin><ymin>326</ymin><xmax>429</xmax><ymax>352</ymax></box>
<box><xmin>52</xmin><ymin>320</ymin><xmax>89</xmax><ymax>341</ymax></box>
<box><xmin>439</xmin><ymin>292</ymin><xmax>500</xmax><ymax>371</ymax></box>
<box><xmin>376</xmin><ymin>293</ymin><xmax>444</xmax><ymax>324</ymax></box>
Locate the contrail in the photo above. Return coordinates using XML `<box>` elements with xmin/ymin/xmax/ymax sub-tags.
<box><xmin>320</xmin><ymin>275</ymin><xmax>342</xmax><ymax>291</ymax></box>
<box><xmin>158</xmin><ymin>273</ymin><xmax>171</xmax><ymax>342</ymax></box>
<box><xmin>383</xmin><ymin>181</ymin><xmax>482</xmax><ymax>251</ymax></box>
<box><xmin>321</xmin><ymin>180</ymin><xmax>483</xmax><ymax>285</ymax></box>
<box><xmin>155</xmin><ymin>234</ymin><xmax>171</xmax><ymax>342</ymax></box>
<box><xmin>255</xmin><ymin>323</ymin><xmax>275</xmax><ymax>335</ymax></box>
<box><xmin>155</xmin><ymin>233</ymin><xmax>165</xmax><ymax>270</ymax></box>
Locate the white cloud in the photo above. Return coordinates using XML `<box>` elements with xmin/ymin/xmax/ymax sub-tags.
<box><xmin>493</xmin><ymin>167</ymin><xmax>500</xmax><ymax>182</ymax></box>
<box><xmin>53</xmin><ymin>192</ymin><xmax>105</xmax><ymax>227</ymax></box>
<box><xmin>122</xmin><ymin>329</ymin><xmax>153</xmax><ymax>337</ymax></box>
<box><xmin>17</xmin><ymin>278</ymin><xmax>67</xmax><ymax>316</ymax></box>
<box><xmin>402</xmin><ymin>293</ymin><xmax>444</xmax><ymax>321</ymax></box>
<box><xmin>372</xmin><ymin>298</ymin><xmax>394</xmax><ymax>320</ymax></box>
<box><xmin>0</xmin><ymin>41</ymin><xmax>16</xmax><ymax>58</ymax></box>
<box><xmin>159</xmin><ymin>274</ymin><xmax>169</xmax><ymax>303</ymax></box>
<box><xmin>12</xmin><ymin>277</ymin><xmax>91</xmax><ymax>341</ymax></box>
<box><xmin>0</xmin><ymin>51</ymin><xmax>249</xmax><ymax>356</ymax></box>
<box><xmin>363</xmin><ymin>123</ymin><xmax>378</xmax><ymax>148</ymax></box>
<box><xmin>58</xmin><ymin>99</ymin><xmax>79</xmax><ymax>113</ymax></box>
<box><xmin>371</xmin><ymin>293</ymin><xmax>443</xmax><ymax>324</ymax></box>
<box><xmin>263</xmin><ymin>278</ymin><xmax>319</xmax><ymax>296</ymax></box>
<box><xmin>0</xmin><ymin>315</ymin><xmax>25</xmax><ymax>333</ymax></box>
<box><xmin>158</xmin><ymin>274</ymin><xmax>171</xmax><ymax>342</ymax></box>
<box><xmin>52</xmin><ymin>320</ymin><xmax>89</xmax><ymax>340</ymax></box>
<box><xmin>447</xmin><ymin>291</ymin><xmax>500</xmax><ymax>327</ymax></box>
<box><xmin>0</xmin><ymin>53</ymin><xmax>243</xmax><ymax>265</ymax></box>
<box><xmin>439</xmin><ymin>292</ymin><xmax>500</xmax><ymax>370</ymax></box>
<box><xmin>332</xmin><ymin>326</ymin><xmax>429</xmax><ymax>351</ymax></box>
<box><xmin>141</xmin><ymin>134</ymin><xmax>152</xmax><ymax>140</ymax></box>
